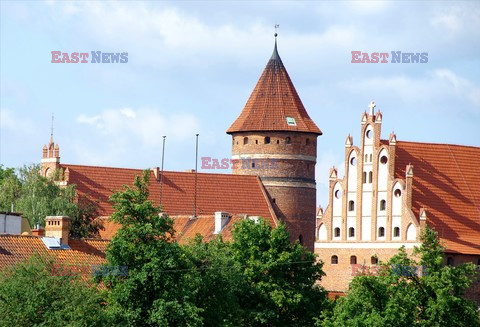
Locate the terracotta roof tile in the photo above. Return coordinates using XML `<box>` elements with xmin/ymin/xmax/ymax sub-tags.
<box><xmin>394</xmin><ymin>141</ymin><xmax>480</xmax><ymax>254</ymax></box>
<box><xmin>0</xmin><ymin>235</ymin><xmax>108</xmax><ymax>276</ymax></box>
<box><xmin>227</xmin><ymin>42</ymin><xmax>321</xmax><ymax>135</ymax></box>
<box><xmin>62</xmin><ymin>165</ymin><xmax>277</xmax><ymax>241</ymax></box>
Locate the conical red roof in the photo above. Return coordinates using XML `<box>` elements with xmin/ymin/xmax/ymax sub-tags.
<box><xmin>227</xmin><ymin>41</ymin><xmax>322</xmax><ymax>135</ymax></box>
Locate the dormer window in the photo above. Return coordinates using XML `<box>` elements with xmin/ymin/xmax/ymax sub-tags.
<box><xmin>286</xmin><ymin>117</ymin><xmax>296</xmax><ymax>126</ymax></box>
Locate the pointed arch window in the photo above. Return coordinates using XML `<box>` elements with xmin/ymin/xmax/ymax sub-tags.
<box><xmin>378</xmin><ymin>227</ymin><xmax>385</xmax><ymax>237</ymax></box>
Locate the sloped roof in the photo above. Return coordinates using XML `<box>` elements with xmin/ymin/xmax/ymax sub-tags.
<box><xmin>0</xmin><ymin>235</ymin><xmax>107</xmax><ymax>272</ymax></box>
<box><xmin>394</xmin><ymin>141</ymin><xmax>480</xmax><ymax>255</ymax></box>
<box><xmin>227</xmin><ymin>41</ymin><xmax>321</xmax><ymax>135</ymax></box>
<box><xmin>63</xmin><ymin>164</ymin><xmax>277</xmax><ymax>241</ymax></box>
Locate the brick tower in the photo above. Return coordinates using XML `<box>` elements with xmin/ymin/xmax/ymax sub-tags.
<box><xmin>227</xmin><ymin>37</ymin><xmax>322</xmax><ymax>250</ymax></box>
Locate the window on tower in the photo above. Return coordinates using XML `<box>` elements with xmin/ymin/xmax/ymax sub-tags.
<box><xmin>243</xmin><ymin>137</ymin><xmax>248</xmax><ymax>145</ymax></box>
<box><xmin>306</xmin><ymin>138</ymin><xmax>310</xmax><ymax>145</ymax></box>
<box><xmin>331</xmin><ymin>255</ymin><xmax>338</xmax><ymax>264</ymax></box>
<box><xmin>371</xmin><ymin>256</ymin><xmax>378</xmax><ymax>264</ymax></box>
<box><xmin>265</xmin><ymin>137</ymin><xmax>270</xmax><ymax>144</ymax></box>
<box><xmin>369</xmin><ymin>171</ymin><xmax>373</xmax><ymax>183</ymax></box>
<box><xmin>286</xmin><ymin>137</ymin><xmax>291</xmax><ymax>144</ymax></box>
<box><xmin>350</xmin><ymin>255</ymin><xmax>357</xmax><ymax>264</ymax></box>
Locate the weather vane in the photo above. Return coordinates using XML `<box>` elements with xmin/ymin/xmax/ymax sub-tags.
<box><xmin>274</xmin><ymin>24</ymin><xmax>279</xmax><ymax>37</ymax></box>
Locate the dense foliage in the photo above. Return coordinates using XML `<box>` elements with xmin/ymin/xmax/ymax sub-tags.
<box><xmin>0</xmin><ymin>164</ymin><xmax>102</xmax><ymax>238</ymax></box>
<box><xmin>0</xmin><ymin>255</ymin><xmax>107</xmax><ymax>327</ymax></box>
<box><xmin>321</xmin><ymin>227</ymin><xmax>480</xmax><ymax>327</ymax></box>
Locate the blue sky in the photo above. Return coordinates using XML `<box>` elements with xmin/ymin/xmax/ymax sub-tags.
<box><xmin>1</xmin><ymin>1</ymin><xmax>479</xmax><ymax>207</ymax></box>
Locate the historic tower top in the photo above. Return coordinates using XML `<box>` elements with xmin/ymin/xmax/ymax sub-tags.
<box><xmin>226</xmin><ymin>37</ymin><xmax>322</xmax><ymax>135</ymax></box>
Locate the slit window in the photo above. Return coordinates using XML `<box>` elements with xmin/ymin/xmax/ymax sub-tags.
<box><xmin>348</xmin><ymin>200</ymin><xmax>355</xmax><ymax>211</ymax></box>
<box><xmin>380</xmin><ymin>200</ymin><xmax>386</xmax><ymax>211</ymax></box>
<box><xmin>369</xmin><ymin>171</ymin><xmax>373</xmax><ymax>183</ymax></box>
<box><xmin>363</xmin><ymin>172</ymin><xmax>366</xmax><ymax>184</ymax></box>
<box><xmin>306</xmin><ymin>138</ymin><xmax>310</xmax><ymax>145</ymax></box>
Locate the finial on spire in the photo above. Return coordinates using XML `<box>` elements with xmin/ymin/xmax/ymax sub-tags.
<box><xmin>50</xmin><ymin>113</ymin><xmax>54</xmax><ymax>143</ymax></box>
<box><xmin>271</xmin><ymin>24</ymin><xmax>281</xmax><ymax>61</ymax></box>
<box><xmin>368</xmin><ymin>101</ymin><xmax>376</xmax><ymax>116</ymax></box>
<box><xmin>274</xmin><ymin>24</ymin><xmax>279</xmax><ymax>38</ymax></box>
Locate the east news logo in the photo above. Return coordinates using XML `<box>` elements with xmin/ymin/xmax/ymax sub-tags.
<box><xmin>51</xmin><ymin>51</ymin><xmax>128</xmax><ymax>63</ymax></box>
<box><xmin>351</xmin><ymin>51</ymin><xmax>428</xmax><ymax>63</ymax></box>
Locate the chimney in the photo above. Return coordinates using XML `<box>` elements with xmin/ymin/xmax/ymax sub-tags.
<box><xmin>45</xmin><ymin>216</ymin><xmax>70</xmax><ymax>245</ymax></box>
<box><xmin>214</xmin><ymin>212</ymin><xmax>229</xmax><ymax>234</ymax></box>
<box><xmin>152</xmin><ymin>167</ymin><xmax>160</xmax><ymax>181</ymax></box>
<box><xmin>31</xmin><ymin>225</ymin><xmax>45</xmax><ymax>237</ymax></box>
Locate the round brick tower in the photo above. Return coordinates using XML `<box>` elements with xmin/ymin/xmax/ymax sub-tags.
<box><xmin>227</xmin><ymin>38</ymin><xmax>322</xmax><ymax>251</ymax></box>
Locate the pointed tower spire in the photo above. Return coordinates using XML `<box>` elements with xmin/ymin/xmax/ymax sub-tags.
<box><xmin>227</xmin><ymin>33</ymin><xmax>321</xmax><ymax>135</ymax></box>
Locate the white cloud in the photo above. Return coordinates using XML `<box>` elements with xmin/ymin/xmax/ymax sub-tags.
<box><xmin>76</xmin><ymin>107</ymin><xmax>200</xmax><ymax>147</ymax></box>
<box><xmin>0</xmin><ymin>108</ymin><xmax>35</xmax><ymax>131</ymax></box>
<box><xmin>339</xmin><ymin>69</ymin><xmax>480</xmax><ymax>114</ymax></box>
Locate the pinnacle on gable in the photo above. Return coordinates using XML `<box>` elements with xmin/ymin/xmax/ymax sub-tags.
<box><xmin>329</xmin><ymin>167</ymin><xmax>338</xmax><ymax>180</ymax></box>
<box><xmin>389</xmin><ymin>132</ymin><xmax>397</xmax><ymax>145</ymax></box>
<box><xmin>345</xmin><ymin>134</ymin><xmax>353</xmax><ymax>147</ymax></box>
<box><xmin>406</xmin><ymin>164</ymin><xmax>414</xmax><ymax>177</ymax></box>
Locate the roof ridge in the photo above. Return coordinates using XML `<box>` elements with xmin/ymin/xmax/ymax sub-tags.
<box><xmin>394</xmin><ymin>140</ymin><xmax>480</xmax><ymax>150</ymax></box>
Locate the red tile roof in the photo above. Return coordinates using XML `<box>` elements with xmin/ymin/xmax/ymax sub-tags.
<box><xmin>62</xmin><ymin>165</ymin><xmax>277</xmax><ymax>241</ymax></box>
<box><xmin>0</xmin><ymin>235</ymin><xmax>107</xmax><ymax>272</ymax></box>
<box><xmin>394</xmin><ymin>141</ymin><xmax>480</xmax><ymax>255</ymax></box>
<box><xmin>227</xmin><ymin>42</ymin><xmax>321</xmax><ymax>135</ymax></box>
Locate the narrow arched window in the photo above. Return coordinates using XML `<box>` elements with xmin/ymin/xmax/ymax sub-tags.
<box><xmin>393</xmin><ymin>227</ymin><xmax>400</xmax><ymax>237</ymax></box>
<box><xmin>349</xmin><ymin>227</ymin><xmax>355</xmax><ymax>237</ymax></box>
<box><xmin>371</xmin><ymin>256</ymin><xmax>378</xmax><ymax>264</ymax></box>
<box><xmin>380</xmin><ymin>200</ymin><xmax>386</xmax><ymax>211</ymax></box>
<box><xmin>363</xmin><ymin>172</ymin><xmax>367</xmax><ymax>184</ymax></box>
<box><xmin>378</xmin><ymin>227</ymin><xmax>385</xmax><ymax>237</ymax></box>
<box><xmin>334</xmin><ymin>227</ymin><xmax>340</xmax><ymax>237</ymax></box>
<box><xmin>348</xmin><ymin>200</ymin><xmax>355</xmax><ymax>211</ymax></box>
<box><xmin>286</xmin><ymin>137</ymin><xmax>291</xmax><ymax>144</ymax></box>
<box><xmin>298</xmin><ymin>234</ymin><xmax>303</xmax><ymax>245</ymax></box>
<box><xmin>306</xmin><ymin>138</ymin><xmax>310</xmax><ymax>145</ymax></box>
<box><xmin>265</xmin><ymin>137</ymin><xmax>270</xmax><ymax>144</ymax></box>
<box><xmin>350</xmin><ymin>255</ymin><xmax>357</xmax><ymax>264</ymax></box>
<box><xmin>369</xmin><ymin>171</ymin><xmax>373</xmax><ymax>183</ymax></box>
<box><xmin>331</xmin><ymin>255</ymin><xmax>338</xmax><ymax>264</ymax></box>
<box><xmin>365</xmin><ymin>154</ymin><xmax>368</xmax><ymax>162</ymax></box>
<box><xmin>243</xmin><ymin>137</ymin><xmax>248</xmax><ymax>145</ymax></box>
<box><xmin>255</xmin><ymin>140</ymin><xmax>258</xmax><ymax>144</ymax></box>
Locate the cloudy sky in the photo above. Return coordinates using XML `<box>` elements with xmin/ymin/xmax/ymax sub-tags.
<box><xmin>1</xmin><ymin>1</ymin><xmax>479</xmax><ymax>206</ymax></box>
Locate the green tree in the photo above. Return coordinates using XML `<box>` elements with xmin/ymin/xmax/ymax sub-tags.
<box><xmin>231</xmin><ymin>218</ymin><xmax>328</xmax><ymax>326</ymax></box>
<box><xmin>184</xmin><ymin>235</ymin><xmax>244</xmax><ymax>326</ymax></box>
<box><xmin>0</xmin><ymin>255</ymin><xmax>107</xmax><ymax>326</ymax></box>
<box><xmin>103</xmin><ymin>170</ymin><xmax>202</xmax><ymax>326</ymax></box>
<box><xmin>322</xmin><ymin>227</ymin><xmax>480</xmax><ymax>327</ymax></box>
<box><xmin>0</xmin><ymin>165</ymin><xmax>21</xmax><ymax>212</ymax></box>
